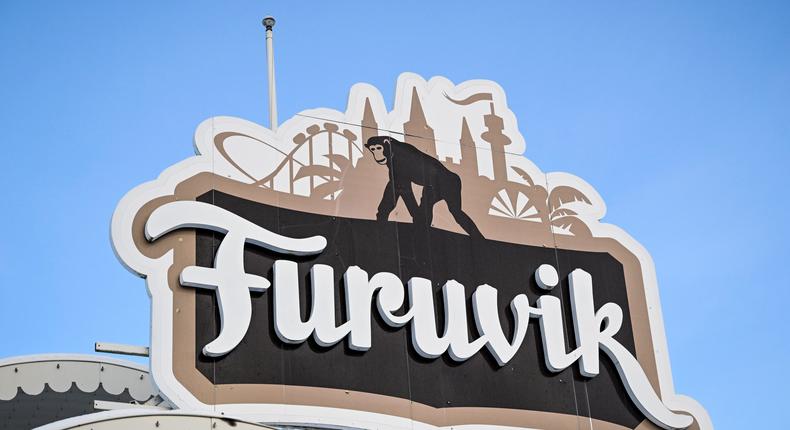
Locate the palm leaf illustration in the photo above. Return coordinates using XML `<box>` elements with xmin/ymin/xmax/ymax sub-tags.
<box><xmin>310</xmin><ymin>180</ymin><xmax>344</xmax><ymax>200</ymax></box>
<box><xmin>324</xmin><ymin>154</ymin><xmax>351</xmax><ymax>172</ymax></box>
<box><xmin>548</xmin><ymin>186</ymin><xmax>591</xmax><ymax>212</ymax></box>
<box><xmin>551</xmin><ymin>208</ymin><xmax>577</xmax><ymax>217</ymax></box>
<box><xmin>510</xmin><ymin>166</ymin><xmax>535</xmax><ymax>186</ymax></box>
<box><xmin>551</xmin><ymin>216</ymin><xmax>592</xmax><ymax>237</ymax></box>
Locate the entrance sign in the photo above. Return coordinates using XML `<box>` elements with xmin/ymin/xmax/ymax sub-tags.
<box><xmin>111</xmin><ymin>74</ymin><xmax>711</xmax><ymax>429</ymax></box>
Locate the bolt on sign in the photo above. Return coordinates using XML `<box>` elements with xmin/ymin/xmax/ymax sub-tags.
<box><xmin>111</xmin><ymin>74</ymin><xmax>711</xmax><ymax>430</ymax></box>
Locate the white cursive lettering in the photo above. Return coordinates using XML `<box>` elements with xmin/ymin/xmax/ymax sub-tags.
<box><xmin>146</xmin><ymin>201</ymin><xmax>693</xmax><ymax>429</ymax></box>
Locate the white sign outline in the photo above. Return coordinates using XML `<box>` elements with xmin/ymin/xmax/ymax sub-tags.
<box><xmin>111</xmin><ymin>73</ymin><xmax>712</xmax><ymax>430</ymax></box>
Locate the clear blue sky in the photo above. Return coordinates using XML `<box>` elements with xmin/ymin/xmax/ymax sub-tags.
<box><xmin>1</xmin><ymin>1</ymin><xmax>788</xmax><ymax>428</ymax></box>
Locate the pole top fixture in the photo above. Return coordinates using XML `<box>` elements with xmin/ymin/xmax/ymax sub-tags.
<box><xmin>262</xmin><ymin>16</ymin><xmax>276</xmax><ymax>31</ymax></box>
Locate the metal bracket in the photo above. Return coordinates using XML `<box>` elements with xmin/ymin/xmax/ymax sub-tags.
<box><xmin>94</xmin><ymin>342</ymin><xmax>150</xmax><ymax>357</ymax></box>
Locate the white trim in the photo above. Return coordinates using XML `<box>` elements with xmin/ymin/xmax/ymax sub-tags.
<box><xmin>94</xmin><ymin>342</ymin><xmax>150</xmax><ymax>357</ymax></box>
<box><xmin>93</xmin><ymin>399</ymin><xmax>165</xmax><ymax>411</ymax></box>
<box><xmin>34</xmin><ymin>409</ymin><xmax>272</xmax><ymax>430</ymax></box>
<box><xmin>0</xmin><ymin>353</ymin><xmax>149</xmax><ymax>372</ymax></box>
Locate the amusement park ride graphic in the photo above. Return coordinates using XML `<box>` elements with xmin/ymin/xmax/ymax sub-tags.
<box><xmin>209</xmin><ymin>73</ymin><xmax>595</xmax><ymax>244</ymax></box>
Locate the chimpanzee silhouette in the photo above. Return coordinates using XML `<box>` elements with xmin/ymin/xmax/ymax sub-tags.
<box><xmin>364</xmin><ymin>136</ymin><xmax>483</xmax><ymax>238</ymax></box>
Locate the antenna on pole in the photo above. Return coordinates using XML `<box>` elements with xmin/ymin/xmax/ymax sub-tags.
<box><xmin>262</xmin><ymin>16</ymin><xmax>278</xmax><ymax>131</ymax></box>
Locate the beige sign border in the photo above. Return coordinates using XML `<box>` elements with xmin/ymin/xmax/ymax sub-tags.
<box><xmin>130</xmin><ymin>172</ymin><xmax>671</xmax><ymax>429</ymax></box>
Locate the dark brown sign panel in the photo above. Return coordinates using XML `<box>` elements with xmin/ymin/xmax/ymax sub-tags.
<box><xmin>195</xmin><ymin>190</ymin><xmax>643</xmax><ymax>427</ymax></box>
<box><xmin>111</xmin><ymin>74</ymin><xmax>710</xmax><ymax>429</ymax></box>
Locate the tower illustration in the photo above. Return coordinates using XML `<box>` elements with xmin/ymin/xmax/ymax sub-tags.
<box><xmin>458</xmin><ymin>117</ymin><xmax>479</xmax><ymax>178</ymax></box>
<box><xmin>480</xmin><ymin>103</ymin><xmax>511</xmax><ymax>183</ymax></box>
<box><xmin>361</xmin><ymin>97</ymin><xmax>378</xmax><ymax>145</ymax></box>
<box><xmin>403</xmin><ymin>87</ymin><xmax>437</xmax><ymax>157</ymax></box>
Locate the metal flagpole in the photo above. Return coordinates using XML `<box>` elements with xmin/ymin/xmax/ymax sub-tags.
<box><xmin>262</xmin><ymin>16</ymin><xmax>278</xmax><ymax>131</ymax></box>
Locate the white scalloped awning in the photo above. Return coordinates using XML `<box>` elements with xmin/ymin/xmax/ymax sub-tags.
<box><xmin>0</xmin><ymin>354</ymin><xmax>158</xmax><ymax>402</ymax></box>
<box><xmin>0</xmin><ymin>354</ymin><xmax>165</xmax><ymax>429</ymax></box>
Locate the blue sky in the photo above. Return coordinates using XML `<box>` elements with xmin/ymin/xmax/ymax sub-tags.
<box><xmin>1</xmin><ymin>1</ymin><xmax>788</xmax><ymax>428</ymax></box>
